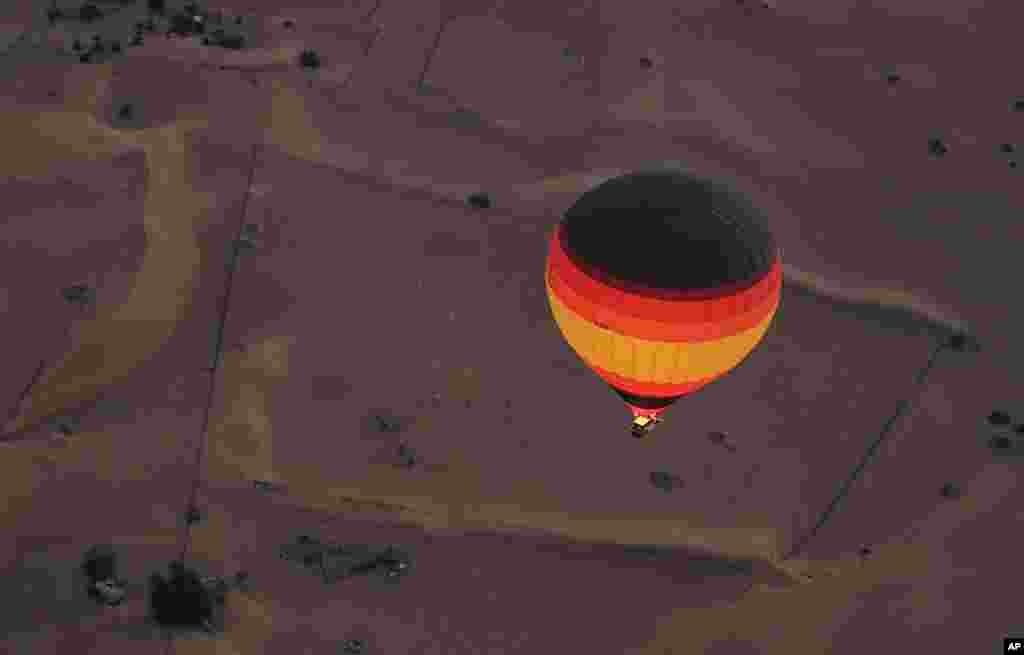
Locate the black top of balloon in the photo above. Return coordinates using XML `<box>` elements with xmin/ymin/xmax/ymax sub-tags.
<box><xmin>561</xmin><ymin>171</ymin><xmax>776</xmax><ymax>292</ymax></box>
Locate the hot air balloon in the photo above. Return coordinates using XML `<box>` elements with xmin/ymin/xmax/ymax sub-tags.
<box><xmin>544</xmin><ymin>171</ymin><xmax>782</xmax><ymax>438</ymax></box>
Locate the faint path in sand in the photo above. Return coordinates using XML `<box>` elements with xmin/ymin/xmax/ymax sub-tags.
<box><xmin>2</xmin><ymin>63</ymin><xmax>213</xmax><ymax>435</ymax></box>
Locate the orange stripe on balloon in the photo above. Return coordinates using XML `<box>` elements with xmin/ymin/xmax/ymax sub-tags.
<box><xmin>547</xmin><ymin>228</ymin><xmax>781</xmax><ymax>327</ymax></box>
<box><xmin>546</xmin><ymin>265</ymin><xmax>780</xmax><ymax>342</ymax></box>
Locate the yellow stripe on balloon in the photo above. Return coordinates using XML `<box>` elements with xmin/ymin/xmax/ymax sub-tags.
<box><xmin>547</xmin><ymin>280</ymin><xmax>778</xmax><ymax>385</ymax></box>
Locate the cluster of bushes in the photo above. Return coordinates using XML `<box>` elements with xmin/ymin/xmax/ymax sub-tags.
<box><xmin>279</xmin><ymin>535</ymin><xmax>412</xmax><ymax>583</ymax></box>
<box><xmin>72</xmin><ymin>33</ymin><xmax>122</xmax><ymax>63</ymax></box>
<box><xmin>202</xmin><ymin>30</ymin><xmax>245</xmax><ymax>49</ymax></box>
<box><xmin>45</xmin><ymin>3</ymin><xmax>103</xmax><ymax>25</ymax></box>
<box><xmin>49</xmin><ymin>4</ymin><xmax>334</xmax><ymax>75</ymax></box>
<box><xmin>987</xmin><ymin>410</ymin><xmax>1024</xmax><ymax>454</ymax></box>
<box><xmin>48</xmin><ymin>1</ymin><xmax>144</xmax><ymax>24</ymax></box>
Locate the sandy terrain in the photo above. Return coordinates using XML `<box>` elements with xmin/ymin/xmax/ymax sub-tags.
<box><xmin>1</xmin><ymin>0</ymin><xmax>1020</xmax><ymax>653</ymax></box>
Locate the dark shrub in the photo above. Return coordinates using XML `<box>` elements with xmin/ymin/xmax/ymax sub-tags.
<box><xmin>299</xmin><ymin>49</ymin><xmax>321</xmax><ymax>69</ymax></box>
<box><xmin>988</xmin><ymin>410</ymin><xmax>1012</xmax><ymax>426</ymax></box>
<box><xmin>149</xmin><ymin>562</ymin><xmax>214</xmax><ymax>629</ymax></box>
<box><xmin>219</xmin><ymin>34</ymin><xmax>245</xmax><ymax>49</ymax></box>
<box><xmin>79</xmin><ymin>3</ymin><xmax>102</xmax><ymax>22</ymax></box>
<box><xmin>466</xmin><ymin>192</ymin><xmax>491</xmax><ymax>209</ymax></box>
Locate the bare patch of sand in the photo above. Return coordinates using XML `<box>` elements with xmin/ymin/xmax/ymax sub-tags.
<box><xmin>0</xmin><ymin>108</ymin><xmax>125</xmax><ymax>178</ymax></box>
<box><xmin>263</xmin><ymin>79</ymin><xmax>374</xmax><ymax>172</ymax></box>
<box><xmin>206</xmin><ymin>336</ymin><xmax>296</xmax><ymax>485</ymax></box>
<box><xmin>264</xmin><ymin>79</ymin><xmax>326</xmax><ymax>160</ymax></box>
<box><xmin>0</xmin><ymin>443</ymin><xmax>52</xmax><ymax>524</ymax></box>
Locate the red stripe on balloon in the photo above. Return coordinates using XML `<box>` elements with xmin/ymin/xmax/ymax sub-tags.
<box><xmin>586</xmin><ymin>360</ymin><xmax>722</xmax><ymax>399</ymax></box>
<box><xmin>546</xmin><ymin>229</ymin><xmax>781</xmax><ymax>340</ymax></box>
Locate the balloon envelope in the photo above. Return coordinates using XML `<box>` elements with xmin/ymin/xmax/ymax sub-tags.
<box><xmin>544</xmin><ymin>171</ymin><xmax>781</xmax><ymax>419</ymax></box>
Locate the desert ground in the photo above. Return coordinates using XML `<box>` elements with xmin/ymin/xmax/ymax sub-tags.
<box><xmin>1</xmin><ymin>1</ymin><xmax>1021</xmax><ymax>653</ymax></box>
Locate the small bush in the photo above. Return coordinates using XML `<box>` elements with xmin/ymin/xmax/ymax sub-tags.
<box><xmin>990</xmin><ymin>434</ymin><xmax>1012</xmax><ymax>451</ymax></box>
<box><xmin>466</xmin><ymin>192</ymin><xmax>491</xmax><ymax>209</ymax></box>
<box><xmin>342</xmin><ymin>639</ymin><xmax>366</xmax><ymax>654</ymax></box>
<box><xmin>988</xmin><ymin>410</ymin><xmax>1012</xmax><ymax>426</ymax></box>
<box><xmin>939</xmin><ymin>482</ymin><xmax>962</xmax><ymax>499</ymax></box>
<box><xmin>372</xmin><ymin>411</ymin><xmax>403</xmax><ymax>433</ymax></box>
<box><xmin>62</xmin><ymin>284</ymin><xmax>94</xmax><ymax>304</ymax></box>
<box><xmin>649</xmin><ymin>471</ymin><xmax>681</xmax><ymax>493</ymax></box>
<box><xmin>927</xmin><ymin>138</ymin><xmax>948</xmax><ymax>158</ymax></box>
<box><xmin>298</xmin><ymin>49</ymin><xmax>321</xmax><ymax>69</ymax></box>
<box><xmin>184</xmin><ymin>505</ymin><xmax>203</xmax><ymax>525</ymax></box>
<box><xmin>396</xmin><ymin>443</ymin><xmax>417</xmax><ymax>468</ymax></box>
<box><xmin>82</xmin><ymin>545</ymin><xmax>117</xmax><ymax>582</ymax></box>
<box><xmin>48</xmin><ymin>414</ymin><xmax>80</xmax><ymax>435</ymax></box>
<box><xmin>218</xmin><ymin>34</ymin><xmax>245</xmax><ymax>50</ymax></box>
<box><xmin>79</xmin><ymin>3</ymin><xmax>102</xmax><ymax>22</ymax></box>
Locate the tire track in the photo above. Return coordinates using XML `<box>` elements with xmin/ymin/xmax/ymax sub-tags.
<box><xmin>414</xmin><ymin>13</ymin><xmax>452</xmax><ymax>89</ymax></box>
<box><xmin>161</xmin><ymin>142</ymin><xmax>260</xmax><ymax>655</ymax></box>
<box><xmin>783</xmin><ymin>339</ymin><xmax>948</xmax><ymax>560</ymax></box>
<box><xmin>2</xmin><ymin>305</ymin><xmax>88</xmax><ymax>438</ymax></box>
<box><xmin>176</xmin><ymin>141</ymin><xmax>261</xmax><ymax>565</ymax></box>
